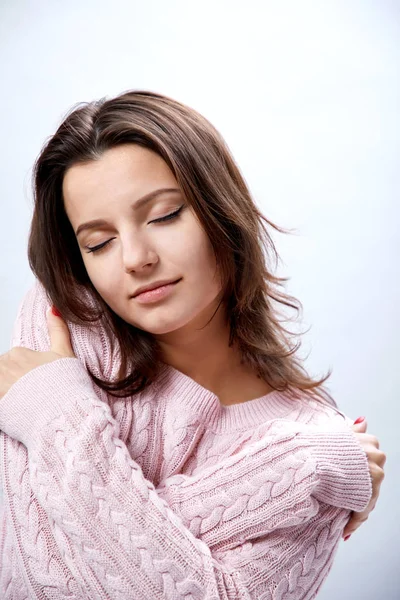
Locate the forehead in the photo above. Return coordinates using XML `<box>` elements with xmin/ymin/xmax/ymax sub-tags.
<box><xmin>62</xmin><ymin>144</ymin><xmax>177</xmax><ymax>217</ymax></box>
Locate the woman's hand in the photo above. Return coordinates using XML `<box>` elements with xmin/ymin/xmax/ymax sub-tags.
<box><xmin>342</xmin><ymin>417</ymin><xmax>386</xmax><ymax>540</ymax></box>
<box><xmin>0</xmin><ymin>307</ymin><xmax>75</xmax><ymax>399</ymax></box>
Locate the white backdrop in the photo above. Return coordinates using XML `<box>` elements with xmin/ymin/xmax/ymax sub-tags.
<box><xmin>0</xmin><ymin>1</ymin><xmax>399</xmax><ymax>597</ymax></box>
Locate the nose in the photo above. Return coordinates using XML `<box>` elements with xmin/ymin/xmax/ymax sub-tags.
<box><xmin>122</xmin><ymin>238</ymin><xmax>158</xmax><ymax>273</ymax></box>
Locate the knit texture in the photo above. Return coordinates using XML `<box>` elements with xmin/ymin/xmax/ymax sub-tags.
<box><xmin>0</xmin><ymin>281</ymin><xmax>372</xmax><ymax>599</ymax></box>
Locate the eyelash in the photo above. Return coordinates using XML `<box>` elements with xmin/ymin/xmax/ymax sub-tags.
<box><xmin>85</xmin><ymin>205</ymin><xmax>184</xmax><ymax>254</ymax></box>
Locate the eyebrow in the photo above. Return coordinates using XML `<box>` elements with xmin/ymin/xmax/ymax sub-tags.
<box><xmin>75</xmin><ymin>187</ymin><xmax>181</xmax><ymax>237</ymax></box>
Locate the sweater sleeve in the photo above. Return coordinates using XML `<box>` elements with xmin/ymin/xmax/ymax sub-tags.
<box><xmin>0</xmin><ymin>283</ymin><xmax>372</xmax><ymax>598</ymax></box>
<box><xmin>156</xmin><ymin>418</ymin><xmax>372</xmax><ymax>552</ymax></box>
<box><xmin>0</xmin><ymin>364</ymin><xmax>373</xmax><ymax>597</ymax></box>
<box><xmin>0</xmin><ymin>358</ymin><xmax>251</xmax><ymax>598</ymax></box>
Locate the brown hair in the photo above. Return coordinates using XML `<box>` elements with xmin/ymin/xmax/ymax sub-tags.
<box><xmin>28</xmin><ymin>89</ymin><xmax>338</xmax><ymax>409</ymax></box>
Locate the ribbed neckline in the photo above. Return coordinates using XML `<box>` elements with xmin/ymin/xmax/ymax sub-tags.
<box><xmin>153</xmin><ymin>362</ymin><xmax>303</xmax><ymax>433</ymax></box>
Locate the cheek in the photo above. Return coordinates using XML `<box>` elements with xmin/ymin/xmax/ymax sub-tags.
<box><xmin>83</xmin><ymin>259</ymin><xmax>122</xmax><ymax>303</ymax></box>
<box><xmin>181</xmin><ymin>228</ymin><xmax>220</xmax><ymax>289</ymax></box>
<box><xmin>178</xmin><ymin>220</ymin><xmax>215</xmax><ymax>265</ymax></box>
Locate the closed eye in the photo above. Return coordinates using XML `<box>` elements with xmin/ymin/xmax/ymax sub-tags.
<box><xmin>84</xmin><ymin>205</ymin><xmax>185</xmax><ymax>254</ymax></box>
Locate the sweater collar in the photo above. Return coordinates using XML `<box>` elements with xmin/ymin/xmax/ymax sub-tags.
<box><xmin>153</xmin><ymin>362</ymin><xmax>304</xmax><ymax>433</ymax></box>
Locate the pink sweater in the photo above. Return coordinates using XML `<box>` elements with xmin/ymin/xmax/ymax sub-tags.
<box><xmin>0</xmin><ymin>281</ymin><xmax>372</xmax><ymax>600</ymax></box>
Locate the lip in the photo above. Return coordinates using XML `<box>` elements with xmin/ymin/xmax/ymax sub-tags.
<box><xmin>132</xmin><ymin>278</ymin><xmax>181</xmax><ymax>298</ymax></box>
<box><xmin>133</xmin><ymin>279</ymin><xmax>181</xmax><ymax>304</ymax></box>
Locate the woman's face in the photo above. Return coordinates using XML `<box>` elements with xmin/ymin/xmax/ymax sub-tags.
<box><xmin>62</xmin><ymin>144</ymin><xmax>223</xmax><ymax>337</ymax></box>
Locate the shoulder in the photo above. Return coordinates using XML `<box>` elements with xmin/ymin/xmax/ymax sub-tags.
<box><xmin>12</xmin><ymin>279</ymin><xmax>120</xmax><ymax>382</ymax></box>
<box><xmin>293</xmin><ymin>391</ymin><xmax>353</xmax><ymax>431</ymax></box>
<box><xmin>10</xmin><ymin>280</ymin><xmax>51</xmax><ymax>349</ymax></box>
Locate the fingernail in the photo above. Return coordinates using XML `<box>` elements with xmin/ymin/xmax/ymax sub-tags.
<box><xmin>354</xmin><ymin>416</ymin><xmax>365</xmax><ymax>424</ymax></box>
<box><xmin>344</xmin><ymin>535</ymin><xmax>351</xmax><ymax>541</ymax></box>
<box><xmin>51</xmin><ymin>306</ymin><xmax>62</xmax><ymax>317</ymax></box>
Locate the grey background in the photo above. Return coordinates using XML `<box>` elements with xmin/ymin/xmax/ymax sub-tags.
<box><xmin>0</xmin><ymin>1</ymin><xmax>399</xmax><ymax>598</ymax></box>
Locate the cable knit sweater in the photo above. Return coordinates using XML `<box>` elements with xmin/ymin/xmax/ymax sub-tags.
<box><xmin>0</xmin><ymin>281</ymin><xmax>372</xmax><ymax>600</ymax></box>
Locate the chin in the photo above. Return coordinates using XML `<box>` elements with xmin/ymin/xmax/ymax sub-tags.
<box><xmin>140</xmin><ymin>312</ymin><xmax>195</xmax><ymax>336</ymax></box>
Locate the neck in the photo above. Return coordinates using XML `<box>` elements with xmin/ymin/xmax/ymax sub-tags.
<box><xmin>155</xmin><ymin>298</ymin><xmax>274</xmax><ymax>404</ymax></box>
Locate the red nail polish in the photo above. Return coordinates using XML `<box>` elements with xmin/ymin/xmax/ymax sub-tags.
<box><xmin>354</xmin><ymin>416</ymin><xmax>365</xmax><ymax>424</ymax></box>
<box><xmin>51</xmin><ymin>306</ymin><xmax>61</xmax><ymax>317</ymax></box>
<box><xmin>344</xmin><ymin>535</ymin><xmax>351</xmax><ymax>541</ymax></box>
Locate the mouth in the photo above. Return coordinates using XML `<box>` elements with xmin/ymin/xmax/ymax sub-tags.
<box><xmin>131</xmin><ymin>277</ymin><xmax>182</xmax><ymax>302</ymax></box>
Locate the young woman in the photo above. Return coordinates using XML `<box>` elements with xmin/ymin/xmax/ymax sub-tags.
<box><xmin>0</xmin><ymin>90</ymin><xmax>385</xmax><ymax>599</ymax></box>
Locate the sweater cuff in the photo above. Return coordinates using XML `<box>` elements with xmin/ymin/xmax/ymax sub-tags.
<box><xmin>303</xmin><ymin>426</ymin><xmax>373</xmax><ymax>512</ymax></box>
<box><xmin>0</xmin><ymin>358</ymin><xmax>97</xmax><ymax>449</ymax></box>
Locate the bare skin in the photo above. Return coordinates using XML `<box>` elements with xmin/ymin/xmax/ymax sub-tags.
<box><xmin>63</xmin><ymin>144</ymin><xmax>276</xmax><ymax>403</ymax></box>
<box><xmin>63</xmin><ymin>145</ymin><xmax>251</xmax><ymax>394</ymax></box>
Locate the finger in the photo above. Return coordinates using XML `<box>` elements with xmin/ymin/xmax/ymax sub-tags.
<box><xmin>343</xmin><ymin>513</ymin><xmax>369</xmax><ymax>537</ymax></box>
<box><xmin>352</xmin><ymin>418</ymin><xmax>368</xmax><ymax>433</ymax></box>
<box><xmin>343</xmin><ymin>519</ymin><xmax>367</xmax><ymax>537</ymax></box>
<box><xmin>46</xmin><ymin>307</ymin><xmax>75</xmax><ymax>357</ymax></box>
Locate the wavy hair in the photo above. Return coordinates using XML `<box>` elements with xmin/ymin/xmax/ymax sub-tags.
<box><xmin>28</xmin><ymin>89</ymin><xmax>338</xmax><ymax>409</ymax></box>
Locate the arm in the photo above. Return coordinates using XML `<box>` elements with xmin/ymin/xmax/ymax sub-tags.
<box><xmin>0</xmin><ymin>282</ymin><xmax>373</xmax><ymax>598</ymax></box>
<box><xmin>1</xmin><ymin>357</ymin><xmax>248</xmax><ymax>599</ymax></box>
<box><xmin>0</xmin><ymin>357</ymin><xmax>372</xmax><ymax>600</ymax></box>
<box><xmin>157</xmin><ymin>418</ymin><xmax>373</xmax><ymax>551</ymax></box>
